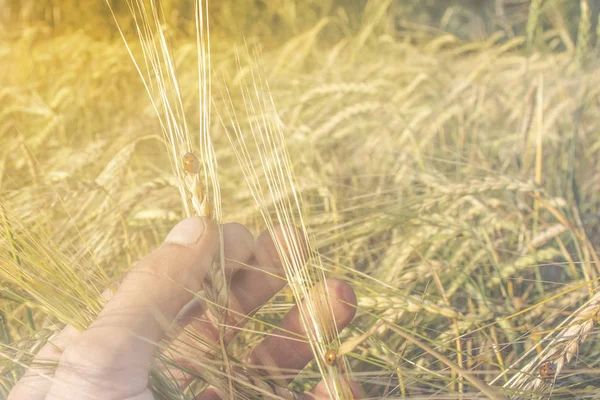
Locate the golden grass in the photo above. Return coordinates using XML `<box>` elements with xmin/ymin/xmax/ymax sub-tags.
<box><xmin>2</xmin><ymin>0</ymin><xmax>600</xmax><ymax>398</ymax></box>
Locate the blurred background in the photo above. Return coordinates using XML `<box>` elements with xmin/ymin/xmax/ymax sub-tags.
<box><xmin>1</xmin><ymin>0</ymin><xmax>598</xmax><ymax>46</ymax></box>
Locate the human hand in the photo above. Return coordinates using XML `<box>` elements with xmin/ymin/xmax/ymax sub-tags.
<box><xmin>8</xmin><ymin>217</ymin><xmax>358</xmax><ymax>399</ymax></box>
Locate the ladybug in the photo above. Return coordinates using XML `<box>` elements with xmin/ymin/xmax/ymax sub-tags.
<box><xmin>324</xmin><ymin>349</ymin><xmax>337</xmax><ymax>366</ymax></box>
<box><xmin>539</xmin><ymin>361</ymin><xmax>557</xmax><ymax>380</ymax></box>
<box><xmin>182</xmin><ymin>152</ymin><xmax>199</xmax><ymax>174</ymax></box>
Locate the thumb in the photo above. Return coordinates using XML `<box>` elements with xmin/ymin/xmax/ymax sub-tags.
<box><xmin>46</xmin><ymin>217</ymin><xmax>218</xmax><ymax>399</ymax></box>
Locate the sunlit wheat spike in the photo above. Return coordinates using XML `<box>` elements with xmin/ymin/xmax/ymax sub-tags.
<box><xmin>107</xmin><ymin>0</ymin><xmax>232</xmax><ymax>395</ymax></box>
<box><xmin>216</xmin><ymin>46</ymin><xmax>354</xmax><ymax>399</ymax></box>
<box><xmin>105</xmin><ymin>0</ymin><xmax>216</xmax><ymax>219</ymax></box>
<box><xmin>94</xmin><ymin>141</ymin><xmax>137</xmax><ymax>194</ymax></box>
<box><xmin>0</xmin><ymin>204</ymin><xmax>103</xmax><ymax>331</ymax></box>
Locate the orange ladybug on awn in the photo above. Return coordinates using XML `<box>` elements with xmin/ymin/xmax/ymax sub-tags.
<box><xmin>324</xmin><ymin>349</ymin><xmax>337</xmax><ymax>366</ymax></box>
<box><xmin>539</xmin><ymin>361</ymin><xmax>557</xmax><ymax>380</ymax></box>
<box><xmin>182</xmin><ymin>152</ymin><xmax>200</xmax><ymax>174</ymax></box>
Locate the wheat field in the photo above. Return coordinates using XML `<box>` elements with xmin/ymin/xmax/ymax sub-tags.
<box><xmin>2</xmin><ymin>0</ymin><xmax>600</xmax><ymax>399</ymax></box>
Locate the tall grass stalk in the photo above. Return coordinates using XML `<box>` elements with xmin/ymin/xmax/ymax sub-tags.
<box><xmin>576</xmin><ymin>0</ymin><xmax>591</xmax><ymax>65</ymax></box>
<box><xmin>526</xmin><ymin>0</ymin><xmax>544</xmax><ymax>51</ymax></box>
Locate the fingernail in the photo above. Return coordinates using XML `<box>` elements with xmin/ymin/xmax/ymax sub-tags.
<box><xmin>164</xmin><ymin>217</ymin><xmax>205</xmax><ymax>246</ymax></box>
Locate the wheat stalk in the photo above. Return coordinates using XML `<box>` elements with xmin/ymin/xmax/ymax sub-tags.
<box><xmin>217</xmin><ymin>47</ymin><xmax>355</xmax><ymax>399</ymax></box>
<box><xmin>106</xmin><ymin>0</ymin><xmax>236</xmax><ymax>395</ymax></box>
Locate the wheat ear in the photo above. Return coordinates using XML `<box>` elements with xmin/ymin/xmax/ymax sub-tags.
<box><xmin>498</xmin><ymin>289</ymin><xmax>600</xmax><ymax>398</ymax></box>
<box><xmin>107</xmin><ymin>0</ymin><xmax>233</xmax><ymax>396</ymax></box>
<box><xmin>216</xmin><ymin>47</ymin><xmax>355</xmax><ymax>399</ymax></box>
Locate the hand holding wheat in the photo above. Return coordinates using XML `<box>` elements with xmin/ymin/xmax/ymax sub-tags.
<box><xmin>7</xmin><ymin>217</ymin><xmax>358</xmax><ymax>400</ymax></box>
